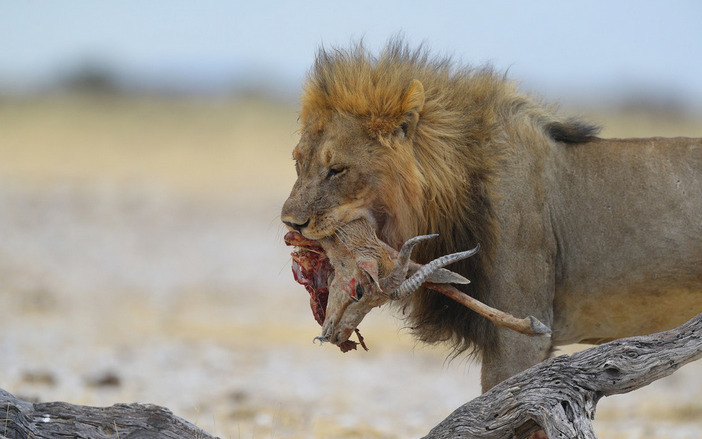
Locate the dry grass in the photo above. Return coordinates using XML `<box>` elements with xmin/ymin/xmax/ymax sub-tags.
<box><xmin>578</xmin><ymin>106</ymin><xmax>702</xmax><ymax>138</ymax></box>
<box><xmin>0</xmin><ymin>94</ymin><xmax>299</xmax><ymax>198</ymax></box>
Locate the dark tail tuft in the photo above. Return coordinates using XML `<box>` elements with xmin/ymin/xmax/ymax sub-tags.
<box><xmin>547</xmin><ymin>118</ymin><xmax>600</xmax><ymax>143</ymax></box>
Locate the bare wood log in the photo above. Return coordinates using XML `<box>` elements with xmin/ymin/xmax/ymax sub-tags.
<box><xmin>422</xmin><ymin>313</ymin><xmax>702</xmax><ymax>439</ymax></box>
<box><xmin>0</xmin><ymin>390</ymin><xmax>219</xmax><ymax>439</ymax></box>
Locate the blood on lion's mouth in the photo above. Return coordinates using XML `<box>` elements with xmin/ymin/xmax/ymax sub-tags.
<box><xmin>284</xmin><ymin>230</ymin><xmax>368</xmax><ymax>352</ymax></box>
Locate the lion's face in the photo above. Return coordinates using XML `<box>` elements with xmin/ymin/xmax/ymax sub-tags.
<box><xmin>281</xmin><ymin>113</ymin><xmax>384</xmax><ymax>240</ymax></box>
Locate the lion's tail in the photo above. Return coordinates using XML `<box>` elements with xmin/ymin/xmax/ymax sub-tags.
<box><xmin>547</xmin><ymin>118</ymin><xmax>601</xmax><ymax>143</ymax></box>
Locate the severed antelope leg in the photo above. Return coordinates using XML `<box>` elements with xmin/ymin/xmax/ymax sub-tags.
<box><xmin>379</xmin><ymin>234</ymin><xmax>551</xmax><ymax>337</ymax></box>
<box><xmin>427</xmin><ymin>282</ymin><xmax>551</xmax><ymax>336</ymax></box>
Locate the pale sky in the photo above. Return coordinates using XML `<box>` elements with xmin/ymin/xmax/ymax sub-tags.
<box><xmin>2</xmin><ymin>1</ymin><xmax>701</xmax><ymax>107</ymax></box>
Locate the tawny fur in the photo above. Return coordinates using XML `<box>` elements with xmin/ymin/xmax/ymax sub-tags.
<box><xmin>297</xmin><ymin>40</ymin><xmax>595</xmax><ymax>355</ymax></box>
<box><xmin>282</xmin><ymin>39</ymin><xmax>702</xmax><ymax>391</ymax></box>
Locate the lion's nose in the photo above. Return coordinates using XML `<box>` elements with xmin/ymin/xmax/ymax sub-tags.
<box><xmin>283</xmin><ymin>218</ymin><xmax>310</xmax><ymax>233</ymax></box>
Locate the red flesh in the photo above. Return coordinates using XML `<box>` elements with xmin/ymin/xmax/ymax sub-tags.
<box><xmin>284</xmin><ymin>231</ymin><xmax>368</xmax><ymax>352</ymax></box>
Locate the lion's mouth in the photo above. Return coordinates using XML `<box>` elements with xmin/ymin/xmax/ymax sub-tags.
<box><xmin>284</xmin><ymin>231</ymin><xmax>368</xmax><ymax>352</ymax></box>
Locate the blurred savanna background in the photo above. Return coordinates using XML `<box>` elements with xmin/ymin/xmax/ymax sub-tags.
<box><xmin>1</xmin><ymin>2</ymin><xmax>701</xmax><ymax>438</ymax></box>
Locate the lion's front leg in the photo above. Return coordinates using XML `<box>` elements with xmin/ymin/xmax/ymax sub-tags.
<box><xmin>482</xmin><ymin>334</ymin><xmax>556</xmax><ymax>439</ymax></box>
<box><xmin>480</xmin><ymin>245</ymin><xmax>556</xmax><ymax>392</ymax></box>
<box><xmin>481</xmin><ymin>325</ymin><xmax>553</xmax><ymax>391</ymax></box>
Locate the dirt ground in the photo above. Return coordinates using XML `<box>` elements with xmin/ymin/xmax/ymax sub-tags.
<box><xmin>0</xmin><ymin>94</ymin><xmax>700</xmax><ymax>438</ymax></box>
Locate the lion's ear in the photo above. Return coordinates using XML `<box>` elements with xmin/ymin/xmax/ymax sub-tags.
<box><xmin>398</xmin><ymin>79</ymin><xmax>425</xmax><ymax>139</ymax></box>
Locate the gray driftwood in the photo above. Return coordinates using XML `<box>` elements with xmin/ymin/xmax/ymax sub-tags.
<box><xmin>423</xmin><ymin>313</ymin><xmax>702</xmax><ymax>439</ymax></box>
<box><xmin>1</xmin><ymin>314</ymin><xmax>700</xmax><ymax>439</ymax></box>
<box><xmin>0</xmin><ymin>391</ymin><xmax>218</xmax><ymax>439</ymax></box>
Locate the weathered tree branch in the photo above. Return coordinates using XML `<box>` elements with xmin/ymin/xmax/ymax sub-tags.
<box><xmin>2</xmin><ymin>315</ymin><xmax>699</xmax><ymax>439</ymax></box>
<box><xmin>422</xmin><ymin>313</ymin><xmax>702</xmax><ymax>439</ymax></box>
<box><xmin>0</xmin><ymin>391</ymin><xmax>219</xmax><ymax>439</ymax></box>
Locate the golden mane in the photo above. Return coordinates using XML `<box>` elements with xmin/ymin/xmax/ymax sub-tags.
<box><xmin>299</xmin><ymin>40</ymin><xmax>598</xmax><ymax>355</ymax></box>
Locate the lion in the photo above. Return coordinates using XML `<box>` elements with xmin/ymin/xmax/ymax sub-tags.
<box><xmin>280</xmin><ymin>40</ymin><xmax>702</xmax><ymax>392</ymax></box>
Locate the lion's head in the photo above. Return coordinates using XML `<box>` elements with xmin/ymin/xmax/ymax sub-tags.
<box><xmin>281</xmin><ymin>78</ymin><xmax>426</xmax><ymax>248</ymax></box>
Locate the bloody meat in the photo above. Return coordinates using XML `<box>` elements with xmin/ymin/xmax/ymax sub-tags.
<box><xmin>284</xmin><ymin>231</ymin><xmax>368</xmax><ymax>352</ymax></box>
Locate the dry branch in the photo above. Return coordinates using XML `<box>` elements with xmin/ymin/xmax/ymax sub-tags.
<box><xmin>0</xmin><ymin>391</ymin><xmax>218</xmax><ymax>439</ymax></box>
<box><xmin>422</xmin><ymin>313</ymin><xmax>702</xmax><ymax>439</ymax></box>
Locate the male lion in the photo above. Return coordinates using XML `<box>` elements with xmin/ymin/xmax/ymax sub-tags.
<box><xmin>281</xmin><ymin>40</ymin><xmax>702</xmax><ymax>391</ymax></box>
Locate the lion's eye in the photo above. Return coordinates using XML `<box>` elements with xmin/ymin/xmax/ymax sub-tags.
<box><xmin>326</xmin><ymin>166</ymin><xmax>346</xmax><ymax>179</ymax></box>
